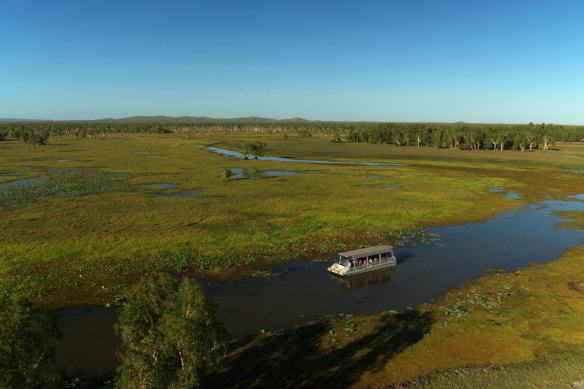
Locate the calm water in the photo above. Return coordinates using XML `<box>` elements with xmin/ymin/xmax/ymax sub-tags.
<box><xmin>206</xmin><ymin>146</ymin><xmax>407</xmax><ymax>166</ymax></box>
<box><xmin>229</xmin><ymin>168</ymin><xmax>321</xmax><ymax>179</ymax></box>
<box><xmin>56</xmin><ymin>196</ymin><xmax>584</xmax><ymax>377</ymax></box>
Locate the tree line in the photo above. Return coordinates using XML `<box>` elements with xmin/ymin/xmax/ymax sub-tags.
<box><xmin>345</xmin><ymin>122</ymin><xmax>566</xmax><ymax>151</ymax></box>
<box><xmin>1</xmin><ymin>121</ymin><xmax>583</xmax><ymax>151</ymax></box>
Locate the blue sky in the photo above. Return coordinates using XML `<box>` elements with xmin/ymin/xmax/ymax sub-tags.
<box><xmin>2</xmin><ymin>1</ymin><xmax>584</xmax><ymax>124</ymax></box>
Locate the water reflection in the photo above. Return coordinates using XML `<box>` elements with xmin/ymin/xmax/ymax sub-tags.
<box><xmin>229</xmin><ymin>168</ymin><xmax>320</xmax><ymax>179</ymax></box>
<box><xmin>206</xmin><ymin>146</ymin><xmax>407</xmax><ymax>166</ymax></box>
<box><xmin>330</xmin><ymin>266</ymin><xmax>396</xmax><ymax>291</ymax></box>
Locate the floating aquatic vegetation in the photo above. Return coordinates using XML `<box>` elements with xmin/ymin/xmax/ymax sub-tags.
<box><xmin>0</xmin><ymin>168</ymin><xmax>128</xmax><ymax>204</ymax></box>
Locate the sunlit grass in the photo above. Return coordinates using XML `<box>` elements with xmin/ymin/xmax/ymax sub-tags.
<box><xmin>208</xmin><ymin>243</ymin><xmax>584</xmax><ymax>388</ymax></box>
<box><xmin>1</xmin><ymin>133</ymin><xmax>583</xmax><ymax>306</ymax></box>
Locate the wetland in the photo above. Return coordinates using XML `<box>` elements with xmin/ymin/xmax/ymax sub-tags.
<box><xmin>1</xmin><ymin>131</ymin><xmax>584</xmax><ymax>386</ymax></box>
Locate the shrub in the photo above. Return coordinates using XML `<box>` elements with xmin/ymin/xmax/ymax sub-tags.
<box><xmin>115</xmin><ymin>274</ymin><xmax>229</xmax><ymax>388</ymax></box>
<box><xmin>0</xmin><ymin>296</ymin><xmax>63</xmax><ymax>388</ymax></box>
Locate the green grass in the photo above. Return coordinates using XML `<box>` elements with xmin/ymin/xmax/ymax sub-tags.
<box><xmin>408</xmin><ymin>354</ymin><xmax>584</xmax><ymax>388</ymax></box>
<box><xmin>0</xmin><ymin>133</ymin><xmax>583</xmax><ymax>308</ymax></box>
<box><xmin>3</xmin><ymin>133</ymin><xmax>584</xmax><ymax>387</ymax></box>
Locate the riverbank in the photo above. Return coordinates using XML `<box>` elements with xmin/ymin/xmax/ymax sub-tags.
<box><xmin>207</xmin><ymin>242</ymin><xmax>584</xmax><ymax>388</ymax></box>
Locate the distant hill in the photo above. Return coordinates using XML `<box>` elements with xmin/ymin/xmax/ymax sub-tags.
<box><xmin>101</xmin><ymin>115</ymin><xmax>312</xmax><ymax>123</ymax></box>
<box><xmin>0</xmin><ymin>115</ymin><xmax>312</xmax><ymax>123</ymax></box>
<box><xmin>0</xmin><ymin>118</ymin><xmax>45</xmax><ymax>122</ymax></box>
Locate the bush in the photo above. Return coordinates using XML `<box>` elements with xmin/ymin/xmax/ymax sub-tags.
<box><xmin>244</xmin><ymin>141</ymin><xmax>267</xmax><ymax>159</ymax></box>
<box><xmin>0</xmin><ymin>296</ymin><xmax>63</xmax><ymax>388</ymax></box>
<box><xmin>296</xmin><ymin>129</ymin><xmax>312</xmax><ymax>138</ymax></box>
<box><xmin>115</xmin><ymin>274</ymin><xmax>229</xmax><ymax>388</ymax></box>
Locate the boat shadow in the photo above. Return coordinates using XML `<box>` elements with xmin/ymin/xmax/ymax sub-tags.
<box><xmin>206</xmin><ymin>309</ymin><xmax>433</xmax><ymax>388</ymax></box>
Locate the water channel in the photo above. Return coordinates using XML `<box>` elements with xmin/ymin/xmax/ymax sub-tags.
<box><xmin>205</xmin><ymin>146</ymin><xmax>407</xmax><ymax>166</ymax></box>
<box><xmin>55</xmin><ymin>195</ymin><xmax>584</xmax><ymax>378</ymax></box>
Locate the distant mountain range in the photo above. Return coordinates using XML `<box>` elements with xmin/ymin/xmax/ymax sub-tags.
<box><xmin>0</xmin><ymin>118</ymin><xmax>43</xmax><ymax>122</ymax></box>
<box><xmin>0</xmin><ymin>116</ymin><xmax>313</xmax><ymax>123</ymax></box>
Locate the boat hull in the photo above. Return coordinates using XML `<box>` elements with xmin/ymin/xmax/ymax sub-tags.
<box><xmin>327</xmin><ymin>258</ymin><xmax>396</xmax><ymax>277</ymax></box>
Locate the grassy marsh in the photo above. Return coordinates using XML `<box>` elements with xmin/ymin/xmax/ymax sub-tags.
<box><xmin>1</xmin><ymin>133</ymin><xmax>540</xmax><ymax>305</ymax></box>
<box><xmin>2</xmin><ymin>133</ymin><xmax>584</xmax><ymax>386</ymax></box>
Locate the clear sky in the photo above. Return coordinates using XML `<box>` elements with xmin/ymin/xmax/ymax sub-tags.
<box><xmin>2</xmin><ymin>0</ymin><xmax>584</xmax><ymax>124</ymax></box>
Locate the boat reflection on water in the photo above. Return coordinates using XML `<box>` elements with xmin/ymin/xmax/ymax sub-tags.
<box><xmin>330</xmin><ymin>266</ymin><xmax>396</xmax><ymax>291</ymax></box>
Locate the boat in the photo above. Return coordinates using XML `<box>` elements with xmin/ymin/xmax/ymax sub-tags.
<box><xmin>327</xmin><ymin>245</ymin><xmax>396</xmax><ymax>277</ymax></box>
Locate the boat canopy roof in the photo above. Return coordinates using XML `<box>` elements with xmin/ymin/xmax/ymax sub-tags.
<box><xmin>338</xmin><ymin>245</ymin><xmax>394</xmax><ymax>259</ymax></box>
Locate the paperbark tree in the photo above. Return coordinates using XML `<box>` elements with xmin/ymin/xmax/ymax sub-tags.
<box><xmin>115</xmin><ymin>275</ymin><xmax>229</xmax><ymax>389</ymax></box>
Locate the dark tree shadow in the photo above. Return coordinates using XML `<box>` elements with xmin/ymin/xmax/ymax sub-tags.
<box><xmin>207</xmin><ymin>309</ymin><xmax>433</xmax><ymax>388</ymax></box>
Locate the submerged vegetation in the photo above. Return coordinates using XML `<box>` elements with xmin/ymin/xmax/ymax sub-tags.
<box><xmin>0</xmin><ymin>168</ymin><xmax>126</xmax><ymax>205</ymax></box>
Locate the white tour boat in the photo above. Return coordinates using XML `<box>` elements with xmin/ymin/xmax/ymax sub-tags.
<box><xmin>327</xmin><ymin>245</ymin><xmax>396</xmax><ymax>277</ymax></box>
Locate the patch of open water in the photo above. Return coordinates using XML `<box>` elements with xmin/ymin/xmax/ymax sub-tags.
<box><xmin>55</xmin><ymin>196</ymin><xmax>584</xmax><ymax>377</ymax></box>
<box><xmin>144</xmin><ymin>183</ymin><xmax>177</xmax><ymax>189</ymax></box>
<box><xmin>487</xmin><ymin>187</ymin><xmax>521</xmax><ymax>200</ymax></box>
<box><xmin>229</xmin><ymin>168</ymin><xmax>321</xmax><ymax>179</ymax></box>
<box><xmin>206</xmin><ymin>146</ymin><xmax>407</xmax><ymax>166</ymax></box>
<box><xmin>0</xmin><ymin>178</ymin><xmax>41</xmax><ymax>190</ymax></box>
<box><xmin>56</xmin><ymin>159</ymin><xmax>86</xmax><ymax>163</ymax></box>
<box><xmin>149</xmin><ymin>190</ymin><xmax>199</xmax><ymax>198</ymax></box>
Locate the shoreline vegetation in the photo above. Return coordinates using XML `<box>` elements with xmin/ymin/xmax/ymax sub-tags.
<box><xmin>1</xmin><ymin>123</ymin><xmax>584</xmax><ymax>387</ymax></box>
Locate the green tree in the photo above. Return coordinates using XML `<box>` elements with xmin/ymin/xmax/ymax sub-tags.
<box><xmin>115</xmin><ymin>274</ymin><xmax>229</xmax><ymax>389</ymax></box>
<box><xmin>0</xmin><ymin>296</ymin><xmax>63</xmax><ymax>388</ymax></box>
<box><xmin>243</xmin><ymin>141</ymin><xmax>266</xmax><ymax>159</ymax></box>
<box><xmin>252</xmin><ymin>141</ymin><xmax>266</xmax><ymax>158</ymax></box>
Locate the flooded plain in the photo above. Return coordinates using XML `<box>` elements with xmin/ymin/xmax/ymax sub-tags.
<box><xmin>56</xmin><ymin>195</ymin><xmax>584</xmax><ymax>377</ymax></box>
